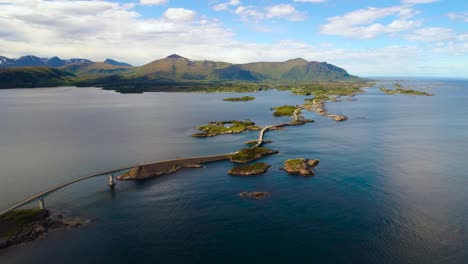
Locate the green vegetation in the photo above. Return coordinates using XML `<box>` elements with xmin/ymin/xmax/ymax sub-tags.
<box><xmin>0</xmin><ymin>67</ymin><xmax>74</xmax><ymax>89</ymax></box>
<box><xmin>60</xmin><ymin>62</ymin><xmax>132</xmax><ymax>76</ymax></box>
<box><xmin>230</xmin><ymin>147</ymin><xmax>278</xmax><ymax>163</ymax></box>
<box><xmin>380</xmin><ymin>86</ymin><xmax>432</xmax><ymax>96</ymax></box>
<box><xmin>0</xmin><ymin>209</ymin><xmax>48</xmax><ymax>238</ymax></box>
<box><xmin>222</xmin><ymin>96</ymin><xmax>255</xmax><ymax>102</ymax></box>
<box><xmin>240</xmin><ymin>58</ymin><xmax>361</xmax><ymax>82</ymax></box>
<box><xmin>245</xmin><ymin>139</ymin><xmax>271</xmax><ymax>146</ymax></box>
<box><xmin>0</xmin><ymin>55</ymin><xmax>371</xmax><ymax>91</ymax></box>
<box><xmin>277</xmin><ymin>82</ymin><xmax>368</xmax><ymax>97</ymax></box>
<box><xmin>193</xmin><ymin>120</ymin><xmax>261</xmax><ymax>137</ymax></box>
<box><xmin>282</xmin><ymin>158</ymin><xmax>320</xmax><ymax>176</ymax></box>
<box><xmin>272</xmin><ymin>105</ymin><xmax>297</xmax><ymax>116</ymax></box>
<box><xmin>228</xmin><ymin>162</ymin><xmax>271</xmax><ymax>175</ymax></box>
<box><xmin>284</xmin><ymin>159</ymin><xmax>305</xmax><ymax>171</ymax></box>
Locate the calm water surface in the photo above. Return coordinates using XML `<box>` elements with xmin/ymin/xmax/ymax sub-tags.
<box><xmin>0</xmin><ymin>79</ymin><xmax>467</xmax><ymax>263</ymax></box>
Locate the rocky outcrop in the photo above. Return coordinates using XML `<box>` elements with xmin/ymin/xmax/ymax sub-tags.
<box><xmin>330</xmin><ymin>114</ymin><xmax>348</xmax><ymax>121</ymax></box>
<box><xmin>245</xmin><ymin>139</ymin><xmax>272</xmax><ymax>146</ymax></box>
<box><xmin>118</xmin><ymin>163</ymin><xmax>203</xmax><ymax>180</ymax></box>
<box><xmin>117</xmin><ymin>155</ymin><xmax>230</xmax><ymax>180</ymax></box>
<box><xmin>239</xmin><ymin>192</ymin><xmax>270</xmax><ymax>199</ymax></box>
<box><xmin>230</xmin><ymin>147</ymin><xmax>278</xmax><ymax>164</ymax></box>
<box><xmin>228</xmin><ymin>162</ymin><xmax>271</xmax><ymax>176</ymax></box>
<box><xmin>282</xmin><ymin>158</ymin><xmax>320</xmax><ymax>176</ymax></box>
<box><xmin>0</xmin><ymin>209</ymin><xmax>89</xmax><ymax>250</ymax></box>
<box><xmin>192</xmin><ymin>120</ymin><xmax>261</xmax><ymax>137</ymax></box>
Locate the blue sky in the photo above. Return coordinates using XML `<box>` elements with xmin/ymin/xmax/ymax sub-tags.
<box><xmin>0</xmin><ymin>0</ymin><xmax>466</xmax><ymax>77</ymax></box>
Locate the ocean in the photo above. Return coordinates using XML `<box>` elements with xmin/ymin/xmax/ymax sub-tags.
<box><xmin>0</xmin><ymin>79</ymin><xmax>467</xmax><ymax>263</ymax></box>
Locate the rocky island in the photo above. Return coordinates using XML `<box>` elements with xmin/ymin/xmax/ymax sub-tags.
<box><xmin>192</xmin><ymin>120</ymin><xmax>261</xmax><ymax>137</ymax></box>
<box><xmin>0</xmin><ymin>209</ymin><xmax>88</xmax><ymax>250</ymax></box>
<box><xmin>230</xmin><ymin>147</ymin><xmax>279</xmax><ymax>163</ymax></box>
<box><xmin>228</xmin><ymin>162</ymin><xmax>271</xmax><ymax>176</ymax></box>
<box><xmin>239</xmin><ymin>192</ymin><xmax>270</xmax><ymax>199</ymax></box>
<box><xmin>380</xmin><ymin>86</ymin><xmax>433</xmax><ymax>96</ymax></box>
<box><xmin>282</xmin><ymin>158</ymin><xmax>320</xmax><ymax>176</ymax></box>
<box><xmin>222</xmin><ymin>96</ymin><xmax>255</xmax><ymax>102</ymax></box>
<box><xmin>272</xmin><ymin>105</ymin><xmax>297</xmax><ymax>117</ymax></box>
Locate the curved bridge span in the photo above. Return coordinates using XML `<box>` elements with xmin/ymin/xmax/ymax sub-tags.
<box><xmin>0</xmin><ymin>153</ymin><xmax>234</xmax><ymax>216</ymax></box>
<box><xmin>0</xmin><ymin>108</ymin><xmax>304</xmax><ymax>217</ymax></box>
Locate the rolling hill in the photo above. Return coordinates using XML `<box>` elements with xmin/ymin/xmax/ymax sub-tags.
<box><xmin>0</xmin><ymin>67</ymin><xmax>74</xmax><ymax>89</ymax></box>
<box><xmin>60</xmin><ymin>62</ymin><xmax>132</xmax><ymax>76</ymax></box>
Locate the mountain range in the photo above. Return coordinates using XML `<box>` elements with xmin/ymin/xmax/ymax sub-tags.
<box><xmin>0</xmin><ymin>55</ymin><xmax>132</xmax><ymax>69</ymax></box>
<box><xmin>130</xmin><ymin>54</ymin><xmax>358</xmax><ymax>82</ymax></box>
<box><xmin>0</xmin><ymin>54</ymin><xmax>362</xmax><ymax>90</ymax></box>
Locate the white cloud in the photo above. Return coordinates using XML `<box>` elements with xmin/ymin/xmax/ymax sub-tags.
<box><xmin>265</xmin><ymin>4</ymin><xmax>306</xmax><ymax>21</ymax></box>
<box><xmin>218</xmin><ymin>3</ymin><xmax>306</xmax><ymax>22</ymax></box>
<box><xmin>401</xmin><ymin>0</ymin><xmax>439</xmax><ymax>4</ymax></box>
<box><xmin>234</xmin><ymin>6</ymin><xmax>265</xmax><ymax>21</ymax></box>
<box><xmin>320</xmin><ymin>6</ymin><xmax>421</xmax><ymax>38</ymax></box>
<box><xmin>163</xmin><ymin>8</ymin><xmax>196</xmax><ymax>21</ymax></box>
<box><xmin>213</xmin><ymin>0</ymin><xmax>241</xmax><ymax>11</ymax></box>
<box><xmin>0</xmin><ymin>0</ymin><xmax>466</xmax><ymax>77</ymax></box>
<box><xmin>140</xmin><ymin>0</ymin><xmax>168</xmax><ymax>6</ymax></box>
<box><xmin>446</xmin><ymin>12</ymin><xmax>468</xmax><ymax>22</ymax></box>
<box><xmin>294</xmin><ymin>0</ymin><xmax>326</xmax><ymax>2</ymax></box>
<box><xmin>406</xmin><ymin>27</ymin><xmax>456</xmax><ymax>42</ymax></box>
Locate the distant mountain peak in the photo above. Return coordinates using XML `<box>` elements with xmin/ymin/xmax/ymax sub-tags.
<box><xmin>166</xmin><ymin>54</ymin><xmax>186</xmax><ymax>59</ymax></box>
<box><xmin>104</xmin><ymin>58</ymin><xmax>132</xmax><ymax>67</ymax></box>
<box><xmin>286</xmin><ymin>58</ymin><xmax>308</xmax><ymax>63</ymax></box>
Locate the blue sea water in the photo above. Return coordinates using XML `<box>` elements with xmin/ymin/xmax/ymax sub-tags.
<box><xmin>0</xmin><ymin>79</ymin><xmax>467</xmax><ymax>263</ymax></box>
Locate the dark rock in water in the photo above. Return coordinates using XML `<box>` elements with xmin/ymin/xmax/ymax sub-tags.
<box><xmin>307</xmin><ymin>159</ymin><xmax>320</xmax><ymax>167</ymax></box>
<box><xmin>239</xmin><ymin>192</ymin><xmax>270</xmax><ymax>199</ymax></box>
<box><xmin>183</xmin><ymin>163</ymin><xmax>203</xmax><ymax>168</ymax></box>
<box><xmin>282</xmin><ymin>158</ymin><xmax>320</xmax><ymax>176</ymax></box>
<box><xmin>333</xmin><ymin>115</ymin><xmax>348</xmax><ymax>121</ymax></box>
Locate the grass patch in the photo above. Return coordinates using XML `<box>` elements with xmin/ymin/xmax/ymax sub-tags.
<box><xmin>230</xmin><ymin>147</ymin><xmax>278</xmax><ymax>163</ymax></box>
<box><xmin>228</xmin><ymin>162</ymin><xmax>271</xmax><ymax>175</ymax></box>
<box><xmin>0</xmin><ymin>209</ymin><xmax>48</xmax><ymax>238</ymax></box>
<box><xmin>222</xmin><ymin>96</ymin><xmax>255</xmax><ymax>102</ymax></box>
<box><xmin>284</xmin><ymin>159</ymin><xmax>305</xmax><ymax>171</ymax></box>
<box><xmin>272</xmin><ymin>105</ymin><xmax>296</xmax><ymax>116</ymax></box>
<box><xmin>193</xmin><ymin>120</ymin><xmax>260</xmax><ymax>137</ymax></box>
<box><xmin>380</xmin><ymin>85</ymin><xmax>432</xmax><ymax>96</ymax></box>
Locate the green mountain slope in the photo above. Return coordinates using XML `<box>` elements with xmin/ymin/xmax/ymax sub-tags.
<box><xmin>130</xmin><ymin>55</ymin><xmax>359</xmax><ymax>82</ymax></box>
<box><xmin>0</xmin><ymin>67</ymin><xmax>74</xmax><ymax>88</ymax></box>
<box><xmin>211</xmin><ymin>65</ymin><xmax>260</xmax><ymax>81</ymax></box>
<box><xmin>240</xmin><ymin>58</ymin><xmax>359</xmax><ymax>81</ymax></box>
<box><xmin>130</xmin><ymin>54</ymin><xmax>230</xmax><ymax>80</ymax></box>
<box><xmin>60</xmin><ymin>62</ymin><xmax>132</xmax><ymax>76</ymax></box>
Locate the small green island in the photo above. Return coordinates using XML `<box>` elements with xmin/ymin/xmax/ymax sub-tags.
<box><xmin>230</xmin><ymin>147</ymin><xmax>278</xmax><ymax>163</ymax></box>
<box><xmin>222</xmin><ymin>96</ymin><xmax>255</xmax><ymax>102</ymax></box>
<box><xmin>282</xmin><ymin>158</ymin><xmax>320</xmax><ymax>176</ymax></box>
<box><xmin>272</xmin><ymin>105</ymin><xmax>297</xmax><ymax>116</ymax></box>
<box><xmin>380</xmin><ymin>83</ymin><xmax>433</xmax><ymax>96</ymax></box>
<box><xmin>192</xmin><ymin>120</ymin><xmax>261</xmax><ymax>137</ymax></box>
<box><xmin>228</xmin><ymin>162</ymin><xmax>271</xmax><ymax>176</ymax></box>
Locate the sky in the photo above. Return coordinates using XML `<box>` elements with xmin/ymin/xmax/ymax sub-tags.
<box><xmin>0</xmin><ymin>0</ymin><xmax>466</xmax><ymax>77</ymax></box>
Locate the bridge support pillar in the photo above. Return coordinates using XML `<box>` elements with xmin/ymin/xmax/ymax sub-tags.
<box><xmin>38</xmin><ymin>198</ymin><xmax>45</xmax><ymax>210</ymax></box>
<box><xmin>108</xmin><ymin>174</ymin><xmax>116</xmax><ymax>188</ymax></box>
